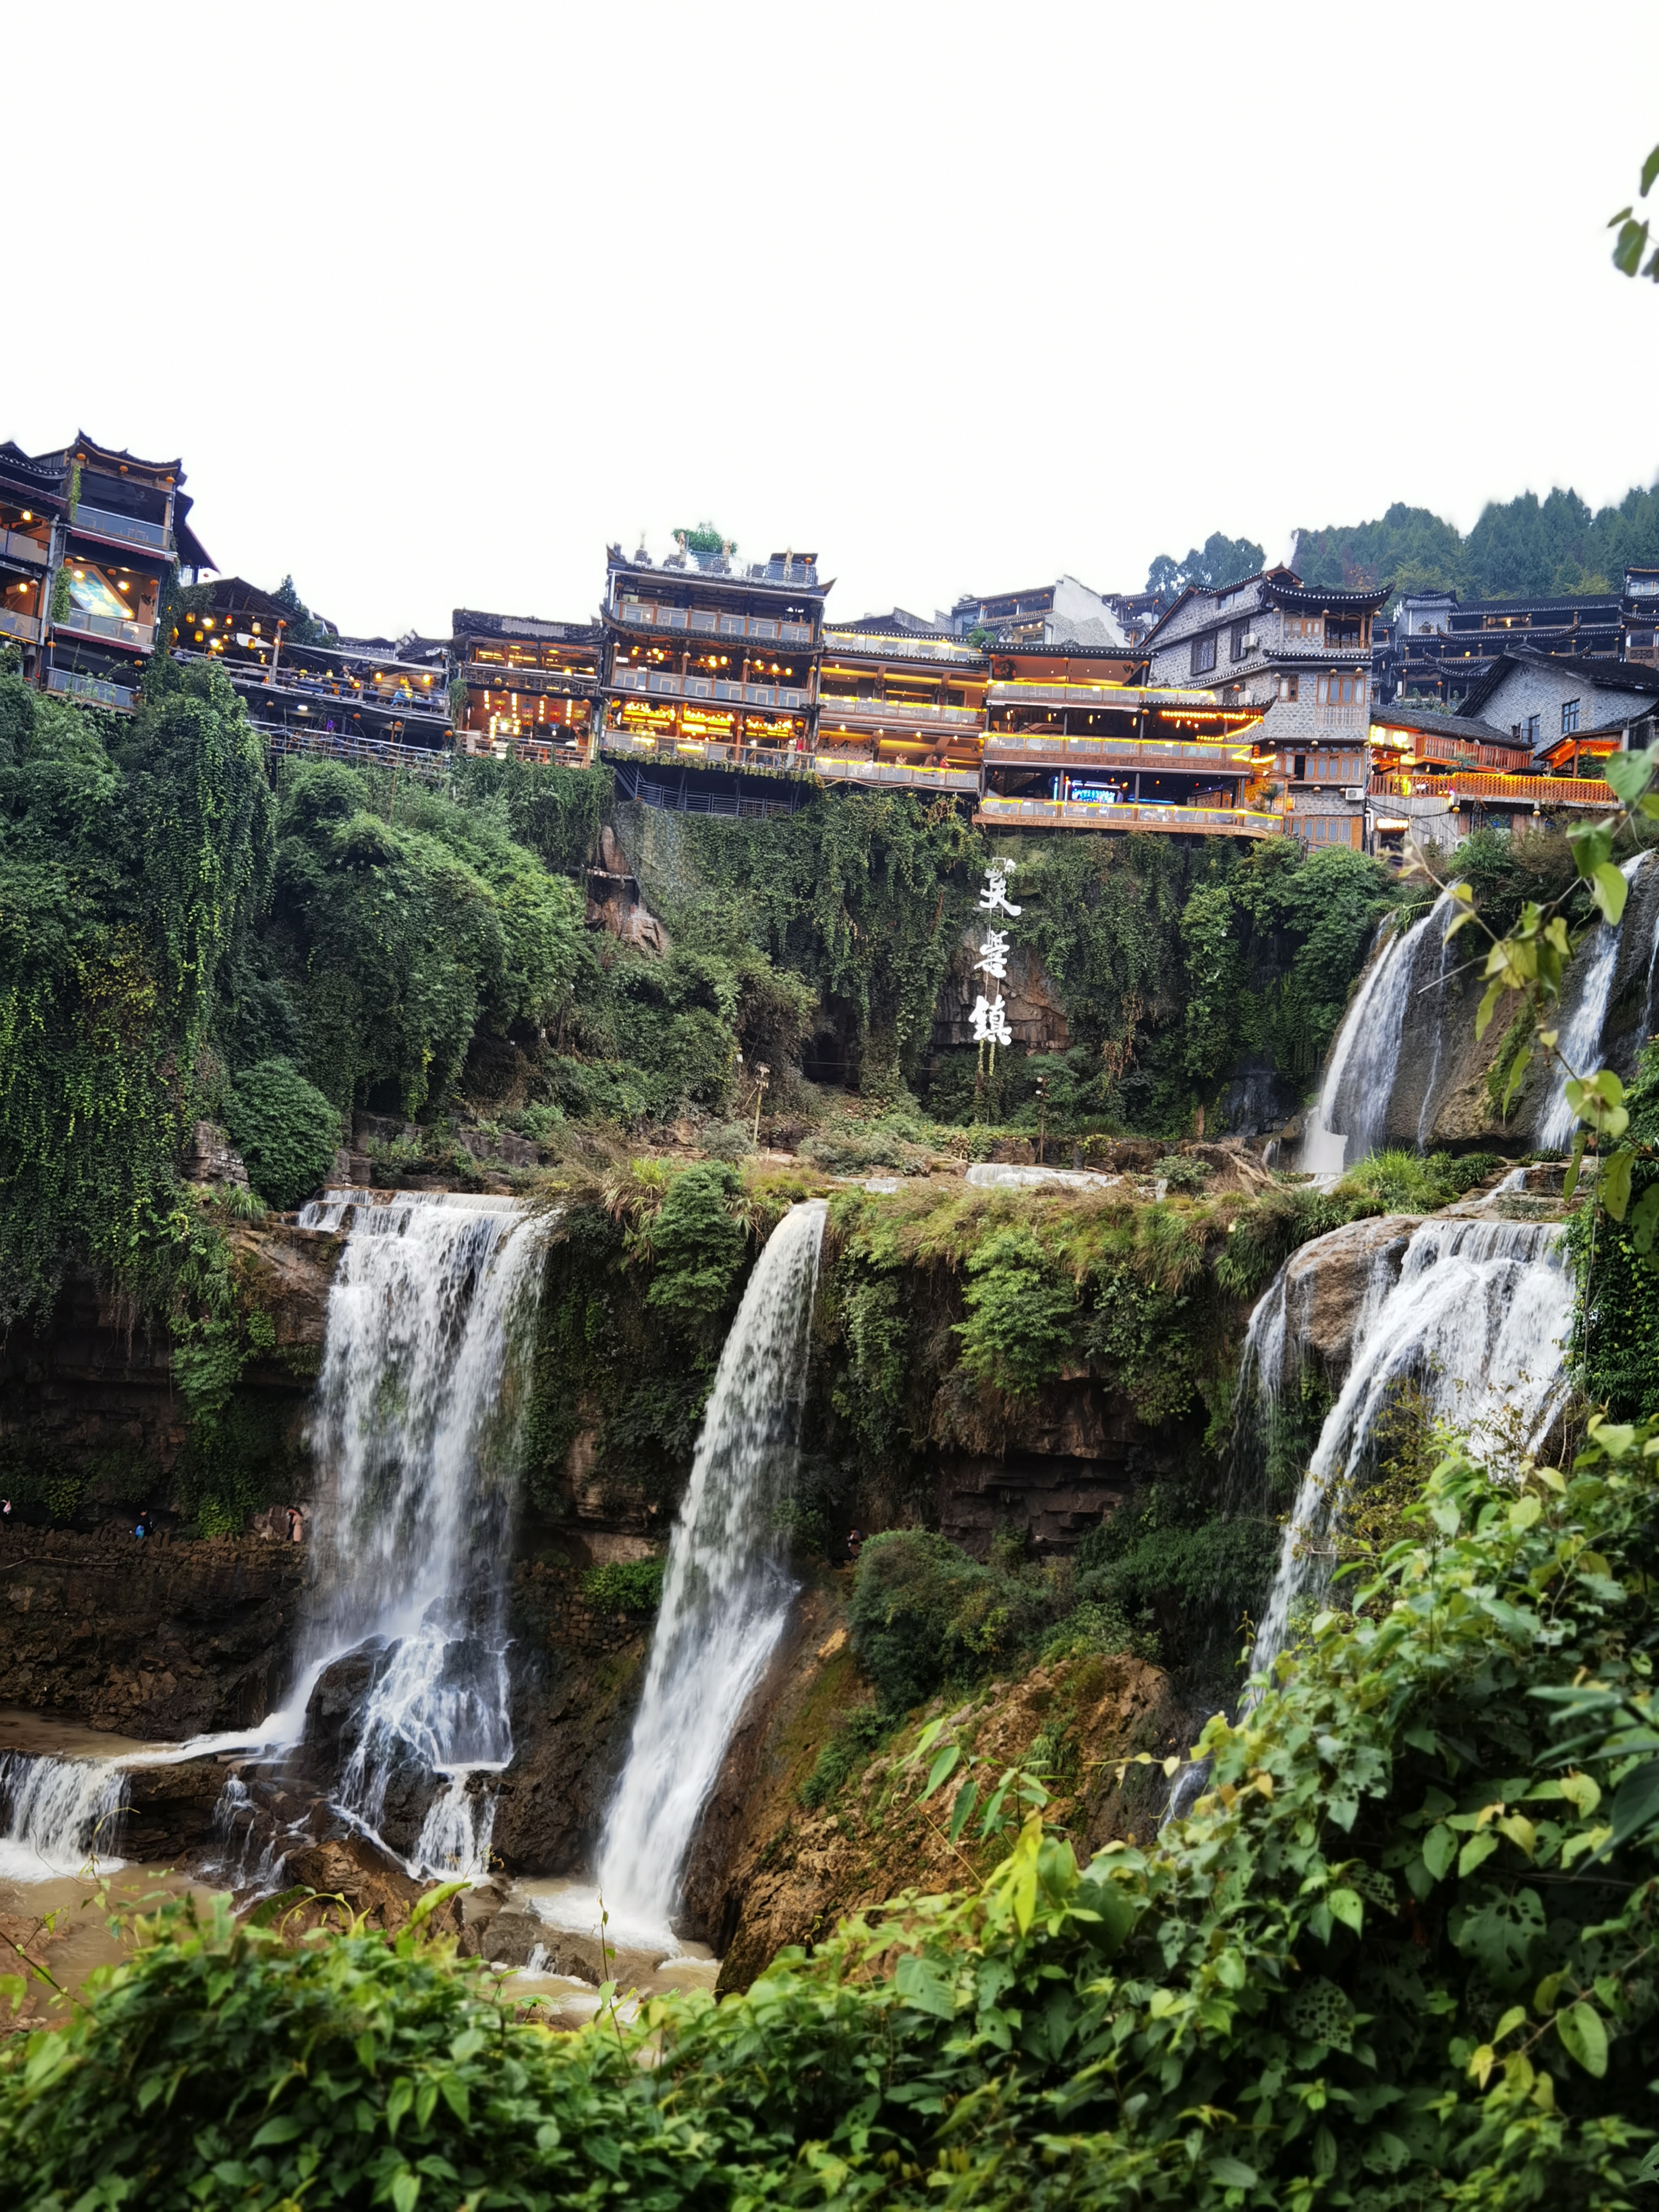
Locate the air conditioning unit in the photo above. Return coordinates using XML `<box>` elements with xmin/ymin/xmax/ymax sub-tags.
<box><xmin>1242</xmin><ymin>633</ymin><xmax>1259</xmax><ymax>650</ymax></box>
<box><xmin>1343</xmin><ymin>786</ymin><xmax>1365</xmax><ymax>801</ymax></box>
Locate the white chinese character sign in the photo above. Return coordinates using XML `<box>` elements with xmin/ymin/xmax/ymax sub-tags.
<box><xmin>972</xmin><ymin>865</ymin><xmax>1018</xmax><ymax>1072</ymax></box>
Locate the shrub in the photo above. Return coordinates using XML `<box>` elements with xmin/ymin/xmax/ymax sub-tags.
<box><xmin>643</xmin><ymin>1163</ymin><xmax>748</xmax><ymax>1327</ymax></box>
<box><xmin>1335</xmin><ymin>1147</ymin><xmax>1501</xmax><ymax>1215</ymax></box>
<box><xmin>954</xmin><ymin>1225</ymin><xmax>1076</xmax><ymax>1397</ymax></box>
<box><xmin>799</xmin><ymin>1703</ymin><xmax>890</xmax><ymax>1808</ymax></box>
<box><xmin>580</xmin><ymin>1555</ymin><xmax>666</xmax><ymax>1611</ymax></box>
<box><xmin>224</xmin><ymin>1057</ymin><xmax>340</xmax><ymax>1211</ymax></box>
<box><xmin>848</xmin><ymin>1529</ymin><xmax>992</xmax><ymax>1710</ymax></box>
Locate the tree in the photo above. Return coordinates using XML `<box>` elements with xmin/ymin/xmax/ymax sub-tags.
<box><xmin>1144</xmin><ymin>531</ymin><xmax>1266</xmax><ymax>602</ymax></box>
<box><xmin>270</xmin><ymin>575</ymin><xmax>334</xmax><ymax>645</ymax></box>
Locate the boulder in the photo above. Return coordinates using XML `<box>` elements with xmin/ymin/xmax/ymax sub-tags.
<box><xmin>1279</xmin><ymin>1215</ymin><xmax>1418</xmax><ymax>1371</ymax></box>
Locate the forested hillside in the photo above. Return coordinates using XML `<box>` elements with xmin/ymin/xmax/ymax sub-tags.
<box><xmin>1290</xmin><ymin>478</ymin><xmax>1659</xmax><ymax>602</ymax></box>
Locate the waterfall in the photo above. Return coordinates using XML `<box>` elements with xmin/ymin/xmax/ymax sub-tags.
<box><xmin>1301</xmin><ymin>894</ymin><xmax>1453</xmax><ymax>1178</ymax></box>
<box><xmin>1251</xmin><ymin>1217</ymin><xmax>1572</xmax><ymax>1681</ymax></box>
<box><xmin>596</xmin><ymin>1199</ymin><xmax>826</xmax><ymax>1939</ymax></box>
<box><xmin>289</xmin><ymin>1188</ymin><xmax>548</xmax><ymax>1877</ymax></box>
<box><xmin>0</xmin><ymin>1753</ymin><xmax>129</xmax><ymax>1880</ymax></box>
<box><xmin>1536</xmin><ymin>854</ymin><xmax>1651</xmax><ymax>1150</ymax></box>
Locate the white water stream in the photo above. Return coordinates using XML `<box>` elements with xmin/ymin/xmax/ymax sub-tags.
<box><xmin>1301</xmin><ymin>894</ymin><xmax>1454</xmax><ymax>1179</ymax></box>
<box><xmin>1249</xmin><ymin>1216</ymin><xmax>1572</xmax><ymax>1681</ymax></box>
<box><xmin>1536</xmin><ymin>853</ymin><xmax>1651</xmax><ymax>1150</ymax></box>
<box><xmin>0</xmin><ymin>1752</ymin><xmax>130</xmax><ymax>1881</ymax></box>
<box><xmin>588</xmin><ymin>1198</ymin><xmax>826</xmax><ymax>1944</ymax></box>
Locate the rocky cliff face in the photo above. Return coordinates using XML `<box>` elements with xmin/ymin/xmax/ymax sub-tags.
<box><xmin>695</xmin><ymin>1586</ymin><xmax>1186</xmax><ymax>1992</ymax></box>
<box><xmin>0</xmin><ymin>1529</ymin><xmax>306</xmax><ymax>1738</ymax></box>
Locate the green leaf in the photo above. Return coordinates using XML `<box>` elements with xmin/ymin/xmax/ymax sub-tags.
<box><xmin>1607</xmin><ymin>1757</ymin><xmax>1659</xmax><ymax>1851</ymax></box>
<box><xmin>948</xmin><ymin>1777</ymin><xmax>980</xmax><ymax>1846</ymax></box>
<box><xmin>1556</xmin><ymin>2000</ymin><xmax>1609</xmax><ymax>2078</ymax></box>
<box><xmin>1458</xmin><ymin>1831</ymin><xmax>1500</xmax><ymax>1878</ymax></box>
<box><xmin>1613</xmin><ymin>218</ymin><xmax>1650</xmax><ymax>275</ymax></box>
<box><xmin>925</xmin><ymin>1744</ymin><xmax>962</xmax><ymax>1799</ymax></box>
<box><xmin>250</xmin><ymin>2115</ymin><xmax>306</xmax><ymax>2148</ymax></box>
<box><xmin>439</xmin><ymin>2075</ymin><xmax>470</xmax><ymax>2126</ymax></box>
<box><xmin>1601</xmin><ymin>1147</ymin><xmax>1635</xmax><ymax>1223</ymax></box>
<box><xmin>895</xmin><ymin>1953</ymin><xmax>955</xmax><ymax>2019</ymax></box>
<box><xmin>1327</xmin><ymin>1886</ymin><xmax>1364</xmax><ymax>1935</ymax></box>
<box><xmin>1564</xmin><ymin>1129</ymin><xmax>1588</xmax><ymax>1202</ymax></box>
<box><xmin>1643</xmin><ymin>141</ymin><xmax>1659</xmax><ymax>196</ymax></box>
<box><xmin>386</xmin><ymin>2076</ymin><xmax>414</xmax><ymax>2140</ymax></box>
<box><xmin>406</xmin><ymin>1879</ymin><xmax>467</xmax><ymax>1930</ymax></box>
<box><xmin>1629</xmin><ymin>1181</ymin><xmax>1659</xmax><ymax>1256</ymax></box>
<box><xmin>1475</xmin><ymin>977</ymin><xmax>1506</xmax><ymax>1040</ymax></box>
<box><xmin>1590</xmin><ymin>861</ymin><xmax>1631</xmax><ymax>926</ymax></box>
<box><xmin>390</xmin><ymin>2169</ymin><xmax>422</xmax><ymax>2212</ymax></box>
<box><xmin>1208</xmin><ymin>2156</ymin><xmax>1260</xmax><ymax>2187</ymax></box>
<box><xmin>1423</xmin><ymin>1824</ymin><xmax>1458</xmax><ymax>1880</ymax></box>
<box><xmin>1603</xmin><ymin>743</ymin><xmax>1659</xmax><ymax>806</ymax></box>
<box><xmin>1571</xmin><ymin>825</ymin><xmax>1613</xmax><ymax>878</ymax></box>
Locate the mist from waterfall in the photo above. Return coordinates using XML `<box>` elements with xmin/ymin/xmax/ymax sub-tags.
<box><xmin>287</xmin><ymin>1188</ymin><xmax>548</xmax><ymax>1877</ymax></box>
<box><xmin>1300</xmin><ymin>894</ymin><xmax>1454</xmax><ymax>1178</ymax></box>
<box><xmin>595</xmin><ymin>1199</ymin><xmax>826</xmax><ymax>1941</ymax></box>
<box><xmin>1250</xmin><ymin>1217</ymin><xmax>1572</xmax><ymax>1681</ymax></box>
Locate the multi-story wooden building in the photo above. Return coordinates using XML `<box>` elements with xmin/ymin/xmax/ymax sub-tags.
<box><xmin>0</xmin><ymin>434</ymin><xmax>212</xmax><ymax>716</ymax></box>
<box><xmin>450</xmin><ymin>609</ymin><xmax>601</xmax><ymax>762</ymax></box>
<box><xmin>814</xmin><ymin>616</ymin><xmax>986</xmax><ymax>794</ymax></box>
<box><xmin>1623</xmin><ymin>567</ymin><xmax>1659</xmax><ymax>669</ymax></box>
<box><xmin>1142</xmin><ymin>569</ymin><xmax>1386</xmax><ymax>847</ymax></box>
<box><xmin>978</xmin><ymin>644</ymin><xmax>1273</xmax><ymax>838</ymax></box>
<box><xmin>598</xmin><ymin>545</ymin><xmax>826</xmax><ymax>777</ymax></box>
<box><xmin>1374</xmin><ymin>585</ymin><xmax>1627</xmax><ymax>707</ymax></box>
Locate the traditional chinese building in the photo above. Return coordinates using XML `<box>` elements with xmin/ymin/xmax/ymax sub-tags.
<box><xmin>814</xmin><ymin>615</ymin><xmax>986</xmax><ymax>794</ymax></box>
<box><xmin>1623</xmin><ymin>567</ymin><xmax>1659</xmax><ymax>669</ymax></box>
<box><xmin>1141</xmin><ymin>569</ymin><xmax>1386</xmax><ymax>847</ymax></box>
<box><xmin>450</xmin><ymin>609</ymin><xmax>601</xmax><ymax>762</ymax></box>
<box><xmin>977</xmin><ymin>657</ymin><xmax>1273</xmax><ymax>838</ymax></box>
<box><xmin>599</xmin><ymin>543</ymin><xmax>826</xmax><ymax>776</ymax></box>
<box><xmin>1</xmin><ymin>434</ymin><xmax>212</xmax><ymax>716</ymax></box>
<box><xmin>1374</xmin><ymin>585</ymin><xmax>1627</xmax><ymax>707</ymax></box>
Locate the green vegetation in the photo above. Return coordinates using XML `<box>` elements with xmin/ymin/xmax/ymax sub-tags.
<box><xmin>1294</xmin><ymin>476</ymin><xmax>1659</xmax><ymax>602</ymax></box>
<box><xmin>11</xmin><ymin>1421</ymin><xmax>1659</xmax><ymax>2208</ymax></box>
<box><xmin>1572</xmin><ymin>1044</ymin><xmax>1659</xmax><ymax>1419</ymax></box>
<box><xmin>1144</xmin><ymin>532</ymin><xmax>1266</xmax><ymax>599</ymax></box>
<box><xmin>224</xmin><ymin>1057</ymin><xmax>340</xmax><ymax>1211</ymax></box>
<box><xmin>1333</xmin><ymin>1148</ymin><xmax>1502</xmax><ymax>1215</ymax></box>
<box><xmin>579</xmin><ymin>1555</ymin><xmax>666</xmax><ymax>1612</ymax></box>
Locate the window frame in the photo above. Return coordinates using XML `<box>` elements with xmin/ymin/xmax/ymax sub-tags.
<box><xmin>1190</xmin><ymin>632</ymin><xmax>1218</xmax><ymax>676</ymax></box>
<box><xmin>1561</xmin><ymin>697</ymin><xmax>1581</xmax><ymax>736</ymax></box>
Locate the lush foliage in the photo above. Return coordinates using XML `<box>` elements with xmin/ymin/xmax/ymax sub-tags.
<box><xmin>224</xmin><ymin>1056</ymin><xmax>340</xmax><ymax>1211</ymax></box>
<box><xmin>1572</xmin><ymin>1043</ymin><xmax>1659</xmax><ymax>1419</ymax></box>
<box><xmin>0</xmin><ymin>662</ymin><xmax>270</xmax><ymax>1319</ymax></box>
<box><xmin>579</xmin><ymin>1555</ymin><xmax>666</xmax><ymax>1612</ymax></box>
<box><xmin>1144</xmin><ymin>532</ymin><xmax>1266</xmax><ymax>601</ymax></box>
<box><xmin>1334</xmin><ymin>1148</ymin><xmax>1502</xmax><ymax>1216</ymax></box>
<box><xmin>266</xmin><ymin>760</ymin><xmax>583</xmax><ymax>1116</ymax></box>
<box><xmin>12</xmin><ymin>1424</ymin><xmax>1659</xmax><ymax>2208</ymax></box>
<box><xmin>1294</xmin><ymin>476</ymin><xmax>1659</xmax><ymax>602</ymax></box>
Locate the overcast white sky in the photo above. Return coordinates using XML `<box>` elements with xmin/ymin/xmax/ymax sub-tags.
<box><xmin>10</xmin><ymin>2</ymin><xmax>1658</xmax><ymax>636</ymax></box>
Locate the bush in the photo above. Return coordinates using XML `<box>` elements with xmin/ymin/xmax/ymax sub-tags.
<box><xmin>799</xmin><ymin>1703</ymin><xmax>890</xmax><ymax>1808</ymax></box>
<box><xmin>580</xmin><ymin>1555</ymin><xmax>666</xmax><ymax>1611</ymax></box>
<box><xmin>954</xmin><ymin>1225</ymin><xmax>1076</xmax><ymax>1397</ymax></box>
<box><xmin>848</xmin><ymin>1529</ymin><xmax>992</xmax><ymax>1710</ymax></box>
<box><xmin>1334</xmin><ymin>1147</ymin><xmax>1501</xmax><ymax>1215</ymax></box>
<box><xmin>224</xmin><ymin>1057</ymin><xmax>340</xmax><ymax>1211</ymax></box>
<box><xmin>643</xmin><ymin>1163</ymin><xmax>748</xmax><ymax>1327</ymax></box>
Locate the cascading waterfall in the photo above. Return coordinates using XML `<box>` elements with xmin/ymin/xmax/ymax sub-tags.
<box><xmin>289</xmin><ymin>1187</ymin><xmax>548</xmax><ymax>1877</ymax></box>
<box><xmin>1250</xmin><ymin>1217</ymin><xmax>1572</xmax><ymax>1681</ymax></box>
<box><xmin>1536</xmin><ymin>853</ymin><xmax>1651</xmax><ymax>1150</ymax></box>
<box><xmin>0</xmin><ymin>1752</ymin><xmax>129</xmax><ymax>1880</ymax></box>
<box><xmin>595</xmin><ymin>1199</ymin><xmax>826</xmax><ymax>1940</ymax></box>
<box><xmin>1301</xmin><ymin>894</ymin><xmax>1454</xmax><ymax>1178</ymax></box>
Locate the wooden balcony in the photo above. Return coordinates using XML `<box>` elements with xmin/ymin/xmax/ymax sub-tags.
<box><xmin>975</xmin><ymin>792</ymin><xmax>1282</xmax><ymax>838</ymax></box>
<box><xmin>47</xmin><ymin>666</ymin><xmax>138</xmax><ymax>712</ymax></box>
<box><xmin>68</xmin><ymin>503</ymin><xmax>173</xmax><ymax>555</ymax></box>
<box><xmin>817</xmin><ymin>696</ymin><xmax>983</xmax><ymax>732</ymax></box>
<box><xmin>464</xmin><ymin>659</ymin><xmax>596</xmax><ymax>697</ymax></box>
<box><xmin>0</xmin><ymin>527</ymin><xmax>50</xmax><ymax>567</ymax></box>
<box><xmin>987</xmin><ymin>679</ymin><xmax>1261</xmax><ymax>720</ymax></box>
<box><xmin>611</xmin><ymin>597</ymin><xmax>815</xmax><ymax>646</ymax></box>
<box><xmin>0</xmin><ymin>608</ymin><xmax>41</xmax><ymax>644</ymax></box>
<box><xmin>56</xmin><ymin>608</ymin><xmax>155</xmax><ymax>651</ymax></box>
<box><xmin>610</xmin><ymin>666</ymin><xmax>810</xmax><ymax>710</ymax></box>
<box><xmin>1370</xmin><ymin>771</ymin><xmax>1620</xmax><ymax>811</ymax></box>
<box><xmin>985</xmin><ymin>732</ymin><xmax>1257</xmax><ymax>771</ymax></box>
<box><xmin>815</xmin><ymin>754</ymin><xmax>978</xmax><ymax>793</ymax></box>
